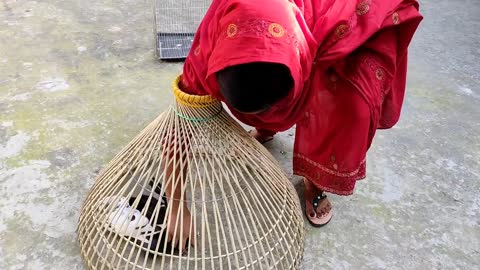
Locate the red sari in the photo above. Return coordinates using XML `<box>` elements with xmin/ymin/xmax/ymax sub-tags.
<box><xmin>181</xmin><ymin>0</ymin><xmax>423</xmax><ymax>195</ymax></box>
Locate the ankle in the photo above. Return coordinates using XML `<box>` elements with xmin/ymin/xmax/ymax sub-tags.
<box><xmin>304</xmin><ymin>178</ymin><xmax>323</xmax><ymax>194</ymax></box>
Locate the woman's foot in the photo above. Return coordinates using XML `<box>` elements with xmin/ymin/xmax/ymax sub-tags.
<box><xmin>304</xmin><ymin>178</ymin><xmax>333</xmax><ymax>227</ymax></box>
<box><xmin>248</xmin><ymin>129</ymin><xmax>274</xmax><ymax>144</ymax></box>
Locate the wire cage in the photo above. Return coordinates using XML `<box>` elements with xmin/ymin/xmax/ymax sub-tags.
<box><xmin>153</xmin><ymin>0</ymin><xmax>211</xmax><ymax>60</ymax></box>
<box><xmin>78</xmin><ymin>76</ymin><xmax>305</xmax><ymax>269</ymax></box>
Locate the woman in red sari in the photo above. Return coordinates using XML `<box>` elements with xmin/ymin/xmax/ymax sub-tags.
<box><xmin>172</xmin><ymin>0</ymin><xmax>422</xmax><ymax>243</ymax></box>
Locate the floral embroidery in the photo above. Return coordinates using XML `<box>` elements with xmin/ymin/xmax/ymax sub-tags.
<box><xmin>335</xmin><ymin>24</ymin><xmax>350</xmax><ymax>39</ymax></box>
<box><xmin>315</xmin><ymin>0</ymin><xmax>373</xmax><ymax>61</ymax></box>
<box><xmin>360</xmin><ymin>56</ymin><xmax>389</xmax><ymax>99</ymax></box>
<box><xmin>220</xmin><ymin>19</ymin><xmax>299</xmax><ymax>55</ymax></box>
<box><xmin>392</xmin><ymin>12</ymin><xmax>400</xmax><ymax>25</ymax></box>
<box><xmin>227</xmin><ymin>23</ymin><xmax>238</xmax><ymax>38</ymax></box>
<box><xmin>194</xmin><ymin>46</ymin><xmax>201</xmax><ymax>56</ymax></box>
<box><xmin>268</xmin><ymin>23</ymin><xmax>285</xmax><ymax>38</ymax></box>
<box><xmin>222</xmin><ymin>19</ymin><xmax>298</xmax><ymax>47</ymax></box>
<box><xmin>294</xmin><ymin>153</ymin><xmax>366</xmax><ymax>178</ymax></box>
<box><xmin>356</xmin><ymin>1</ymin><xmax>370</xmax><ymax>16</ymax></box>
<box><xmin>293</xmin><ymin>154</ymin><xmax>367</xmax><ymax>196</ymax></box>
<box><xmin>296</xmin><ymin>169</ymin><xmax>358</xmax><ymax>195</ymax></box>
<box><xmin>375</xmin><ymin>68</ymin><xmax>385</xmax><ymax>81</ymax></box>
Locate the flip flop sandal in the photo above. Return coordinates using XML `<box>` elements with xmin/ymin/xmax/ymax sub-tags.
<box><xmin>306</xmin><ymin>192</ymin><xmax>333</xmax><ymax>228</ymax></box>
<box><xmin>248</xmin><ymin>130</ymin><xmax>274</xmax><ymax>144</ymax></box>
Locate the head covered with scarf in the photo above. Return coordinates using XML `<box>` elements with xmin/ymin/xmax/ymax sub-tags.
<box><xmin>182</xmin><ymin>0</ymin><xmax>317</xmax><ymax>131</ymax></box>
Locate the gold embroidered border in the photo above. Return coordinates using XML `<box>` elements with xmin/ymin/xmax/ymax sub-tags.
<box><xmin>293</xmin><ymin>153</ymin><xmax>366</xmax><ymax>178</ymax></box>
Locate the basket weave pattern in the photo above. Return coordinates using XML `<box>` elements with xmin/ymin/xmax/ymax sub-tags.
<box><xmin>78</xmin><ymin>76</ymin><xmax>304</xmax><ymax>269</ymax></box>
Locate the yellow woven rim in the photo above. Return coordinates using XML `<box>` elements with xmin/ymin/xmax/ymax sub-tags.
<box><xmin>172</xmin><ymin>75</ymin><xmax>217</xmax><ymax>108</ymax></box>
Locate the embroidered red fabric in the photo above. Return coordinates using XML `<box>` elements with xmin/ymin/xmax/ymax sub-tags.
<box><xmin>181</xmin><ymin>0</ymin><xmax>423</xmax><ymax>195</ymax></box>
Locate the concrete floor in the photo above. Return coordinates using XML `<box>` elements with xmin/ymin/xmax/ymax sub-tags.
<box><xmin>0</xmin><ymin>0</ymin><xmax>478</xmax><ymax>269</ymax></box>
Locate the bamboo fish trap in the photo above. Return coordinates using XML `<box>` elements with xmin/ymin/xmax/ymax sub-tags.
<box><xmin>77</xmin><ymin>76</ymin><xmax>305</xmax><ymax>269</ymax></box>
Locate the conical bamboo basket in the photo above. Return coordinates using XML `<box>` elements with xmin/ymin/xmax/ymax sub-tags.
<box><xmin>78</xmin><ymin>76</ymin><xmax>304</xmax><ymax>269</ymax></box>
